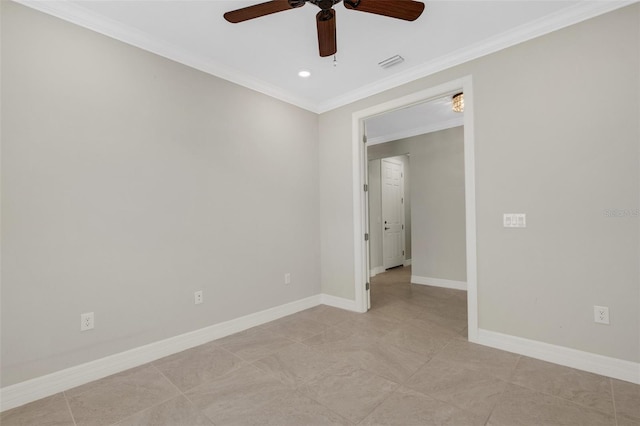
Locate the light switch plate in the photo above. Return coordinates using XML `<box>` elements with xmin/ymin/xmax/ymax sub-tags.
<box><xmin>504</xmin><ymin>213</ymin><xmax>526</xmax><ymax>228</ymax></box>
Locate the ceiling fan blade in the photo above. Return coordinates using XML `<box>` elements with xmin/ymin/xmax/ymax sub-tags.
<box><xmin>316</xmin><ymin>10</ymin><xmax>337</xmax><ymax>57</ymax></box>
<box><xmin>224</xmin><ymin>0</ymin><xmax>298</xmax><ymax>23</ymax></box>
<box><xmin>344</xmin><ymin>0</ymin><xmax>424</xmax><ymax>21</ymax></box>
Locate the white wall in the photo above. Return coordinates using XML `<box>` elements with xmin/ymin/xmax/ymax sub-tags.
<box><xmin>1</xmin><ymin>2</ymin><xmax>320</xmax><ymax>387</ymax></box>
<box><xmin>319</xmin><ymin>5</ymin><xmax>640</xmax><ymax>363</ymax></box>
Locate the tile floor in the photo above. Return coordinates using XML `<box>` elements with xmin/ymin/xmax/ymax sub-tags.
<box><xmin>3</xmin><ymin>266</ymin><xmax>639</xmax><ymax>425</ymax></box>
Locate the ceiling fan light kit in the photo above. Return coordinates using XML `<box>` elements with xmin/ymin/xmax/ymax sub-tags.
<box><xmin>223</xmin><ymin>0</ymin><xmax>425</xmax><ymax>57</ymax></box>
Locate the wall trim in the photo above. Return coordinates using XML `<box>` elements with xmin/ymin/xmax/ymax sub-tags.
<box><xmin>411</xmin><ymin>275</ymin><xmax>467</xmax><ymax>291</ymax></box>
<box><xmin>1</xmin><ymin>294</ymin><xmax>335</xmax><ymax>412</ymax></box>
<box><xmin>13</xmin><ymin>0</ymin><xmax>318</xmax><ymax>113</ymax></box>
<box><xmin>320</xmin><ymin>294</ymin><xmax>359</xmax><ymax>312</ymax></box>
<box><xmin>403</xmin><ymin>259</ymin><xmax>412</xmax><ymax>267</ymax></box>
<box><xmin>15</xmin><ymin>0</ymin><xmax>635</xmax><ymax>114</ymax></box>
<box><xmin>369</xmin><ymin>266</ymin><xmax>386</xmax><ymax>277</ymax></box>
<box><xmin>367</xmin><ymin>117</ymin><xmax>464</xmax><ymax>146</ymax></box>
<box><xmin>316</xmin><ymin>1</ymin><xmax>636</xmax><ymax>112</ymax></box>
<box><xmin>475</xmin><ymin>329</ymin><xmax>640</xmax><ymax>385</ymax></box>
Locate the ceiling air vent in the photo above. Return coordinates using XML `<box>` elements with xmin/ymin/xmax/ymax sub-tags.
<box><xmin>378</xmin><ymin>55</ymin><xmax>405</xmax><ymax>69</ymax></box>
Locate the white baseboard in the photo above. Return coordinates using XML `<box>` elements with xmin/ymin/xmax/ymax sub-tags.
<box><xmin>369</xmin><ymin>266</ymin><xmax>385</xmax><ymax>277</ymax></box>
<box><xmin>321</xmin><ymin>294</ymin><xmax>360</xmax><ymax>312</ymax></box>
<box><xmin>403</xmin><ymin>259</ymin><xmax>412</xmax><ymax>267</ymax></box>
<box><xmin>0</xmin><ymin>294</ymin><xmax>326</xmax><ymax>412</ymax></box>
<box><xmin>411</xmin><ymin>275</ymin><xmax>467</xmax><ymax>291</ymax></box>
<box><xmin>475</xmin><ymin>329</ymin><xmax>640</xmax><ymax>385</ymax></box>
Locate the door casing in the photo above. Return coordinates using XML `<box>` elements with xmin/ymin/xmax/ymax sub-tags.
<box><xmin>351</xmin><ymin>76</ymin><xmax>479</xmax><ymax>344</ymax></box>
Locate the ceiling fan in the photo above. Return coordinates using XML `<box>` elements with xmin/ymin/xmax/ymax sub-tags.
<box><xmin>223</xmin><ymin>0</ymin><xmax>425</xmax><ymax>57</ymax></box>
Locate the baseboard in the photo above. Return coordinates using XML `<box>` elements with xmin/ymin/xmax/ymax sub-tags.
<box><xmin>403</xmin><ymin>259</ymin><xmax>412</xmax><ymax>267</ymax></box>
<box><xmin>475</xmin><ymin>328</ymin><xmax>640</xmax><ymax>385</ymax></box>
<box><xmin>0</xmin><ymin>294</ymin><xmax>324</xmax><ymax>412</ymax></box>
<box><xmin>320</xmin><ymin>293</ymin><xmax>360</xmax><ymax>312</ymax></box>
<box><xmin>411</xmin><ymin>275</ymin><xmax>467</xmax><ymax>291</ymax></box>
<box><xmin>369</xmin><ymin>266</ymin><xmax>385</xmax><ymax>277</ymax></box>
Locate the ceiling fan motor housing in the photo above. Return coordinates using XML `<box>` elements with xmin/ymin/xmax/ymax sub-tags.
<box><xmin>309</xmin><ymin>0</ymin><xmax>343</xmax><ymax>10</ymax></box>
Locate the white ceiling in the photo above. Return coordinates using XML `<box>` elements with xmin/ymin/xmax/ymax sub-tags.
<box><xmin>17</xmin><ymin>0</ymin><xmax>633</xmax><ymax>114</ymax></box>
<box><xmin>366</xmin><ymin>92</ymin><xmax>463</xmax><ymax>144</ymax></box>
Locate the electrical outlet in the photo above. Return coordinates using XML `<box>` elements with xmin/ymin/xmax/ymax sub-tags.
<box><xmin>81</xmin><ymin>312</ymin><xmax>94</xmax><ymax>331</ymax></box>
<box><xmin>284</xmin><ymin>273</ymin><xmax>291</xmax><ymax>285</ymax></box>
<box><xmin>194</xmin><ymin>290</ymin><xmax>203</xmax><ymax>305</ymax></box>
<box><xmin>594</xmin><ymin>305</ymin><xmax>609</xmax><ymax>324</ymax></box>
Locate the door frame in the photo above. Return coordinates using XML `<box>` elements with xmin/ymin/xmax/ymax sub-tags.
<box><xmin>351</xmin><ymin>75</ymin><xmax>479</xmax><ymax>343</ymax></box>
<box><xmin>381</xmin><ymin>157</ymin><xmax>406</xmax><ymax>270</ymax></box>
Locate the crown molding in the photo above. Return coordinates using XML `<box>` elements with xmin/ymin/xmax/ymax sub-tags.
<box><xmin>315</xmin><ymin>0</ymin><xmax>638</xmax><ymax>113</ymax></box>
<box><xmin>14</xmin><ymin>0</ymin><xmax>638</xmax><ymax>114</ymax></box>
<box><xmin>367</xmin><ymin>117</ymin><xmax>464</xmax><ymax>146</ymax></box>
<box><xmin>13</xmin><ymin>0</ymin><xmax>320</xmax><ymax>113</ymax></box>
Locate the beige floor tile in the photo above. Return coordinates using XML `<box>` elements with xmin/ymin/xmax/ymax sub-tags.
<box><xmin>301</xmin><ymin>327</ymin><xmax>379</xmax><ymax>360</ymax></box>
<box><xmin>367</xmin><ymin>300</ymin><xmax>424</xmax><ymax>322</ymax></box>
<box><xmin>262</xmin><ymin>316</ymin><xmax>329</xmax><ymax>341</ymax></box>
<box><xmin>152</xmin><ymin>342</ymin><xmax>245</xmax><ymax>391</ymax></box>
<box><xmin>345</xmin><ymin>341</ymin><xmax>429</xmax><ymax>383</ymax></box>
<box><xmin>0</xmin><ymin>393</ymin><xmax>74</xmax><ymax>426</ymax></box>
<box><xmin>510</xmin><ymin>356</ymin><xmax>614</xmax><ymax>415</ymax></box>
<box><xmin>66</xmin><ymin>365</ymin><xmax>179</xmax><ymax>426</ymax></box>
<box><xmin>115</xmin><ymin>395</ymin><xmax>212</xmax><ymax>426</ymax></box>
<box><xmin>612</xmin><ymin>378</ymin><xmax>640</xmax><ymax>422</ymax></box>
<box><xmin>300</xmin><ymin>362</ymin><xmax>398</xmax><ymax>424</ymax></box>
<box><xmin>405</xmin><ymin>357</ymin><xmax>507</xmax><ymax>418</ymax></box>
<box><xmin>361</xmin><ymin>386</ymin><xmax>485</xmax><ymax>426</ymax></box>
<box><xmin>334</xmin><ymin>314</ymin><xmax>400</xmax><ymax>339</ymax></box>
<box><xmin>290</xmin><ymin>305</ymin><xmax>359</xmax><ymax>326</ymax></box>
<box><xmin>433</xmin><ymin>340</ymin><xmax>520</xmax><ymax>381</ymax></box>
<box><xmin>618</xmin><ymin>414</ymin><xmax>640</xmax><ymax>426</ymax></box>
<box><xmin>14</xmin><ymin>266</ymin><xmax>630</xmax><ymax>426</ymax></box>
<box><xmin>185</xmin><ymin>364</ymin><xmax>290</xmax><ymax>425</ymax></box>
<box><xmin>252</xmin><ymin>342</ymin><xmax>340</xmax><ymax>387</ymax></box>
<box><xmin>215</xmin><ymin>326</ymin><xmax>296</xmax><ymax>362</ymax></box>
<box><xmin>223</xmin><ymin>391</ymin><xmax>351</xmax><ymax>425</ymax></box>
<box><xmin>412</xmin><ymin>303</ymin><xmax>468</xmax><ymax>333</ymax></box>
<box><xmin>378</xmin><ymin>318</ymin><xmax>456</xmax><ymax>357</ymax></box>
<box><xmin>487</xmin><ymin>383</ymin><xmax>616</xmax><ymax>426</ymax></box>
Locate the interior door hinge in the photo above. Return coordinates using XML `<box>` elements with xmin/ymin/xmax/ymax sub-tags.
<box><xmin>364</xmin><ymin>184</ymin><xmax>368</xmax><ymax>192</ymax></box>
<box><xmin>364</xmin><ymin>233</ymin><xmax>369</xmax><ymax>241</ymax></box>
<box><xmin>402</xmin><ymin>224</ymin><xmax>404</xmax><ymax>230</ymax></box>
<box><xmin>363</xmin><ymin>135</ymin><xmax>367</xmax><ymax>144</ymax></box>
<box><xmin>402</xmin><ymin>250</ymin><xmax>405</xmax><ymax>256</ymax></box>
<box><xmin>401</xmin><ymin>197</ymin><xmax>404</xmax><ymax>204</ymax></box>
<box><xmin>366</xmin><ymin>282</ymin><xmax>370</xmax><ymax>290</ymax></box>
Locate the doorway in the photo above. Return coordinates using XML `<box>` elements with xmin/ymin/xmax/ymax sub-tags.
<box><xmin>381</xmin><ymin>158</ymin><xmax>406</xmax><ymax>269</ymax></box>
<box><xmin>351</xmin><ymin>76</ymin><xmax>478</xmax><ymax>342</ymax></box>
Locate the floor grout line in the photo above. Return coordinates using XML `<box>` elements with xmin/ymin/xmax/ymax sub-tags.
<box><xmin>62</xmin><ymin>391</ymin><xmax>78</xmax><ymax>426</ymax></box>
<box><xmin>611</xmin><ymin>378</ymin><xmax>619</xmax><ymax>426</ymax></box>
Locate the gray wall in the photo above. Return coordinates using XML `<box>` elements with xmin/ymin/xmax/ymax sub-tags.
<box><xmin>1</xmin><ymin>2</ymin><xmax>320</xmax><ymax>387</ymax></box>
<box><xmin>319</xmin><ymin>5</ymin><xmax>640</xmax><ymax>363</ymax></box>
<box><xmin>367</xmin><ymin>127</ymin><xmax>466</xmax><ymax>282</ymax></box>
<box><xmin>409</xmin><ymin>127</ymin><xmax>466</xmax><ymax>282</ymax></box>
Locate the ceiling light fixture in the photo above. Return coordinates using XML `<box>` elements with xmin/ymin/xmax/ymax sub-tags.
<box><xmin>298</xmin><ymin>70</ymin><xmax>311</xmax><ymax>78</ymax></box>
<box><xmin>452</xmin><ymin>92</ymin><xmax>464</xmax><ymax>113</ymax></box>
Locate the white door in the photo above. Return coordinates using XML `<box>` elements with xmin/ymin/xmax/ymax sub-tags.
<box><xmin>381</xmin><ymin>159</ymin><xmax>405</xmax><ymax>269</ymax></box>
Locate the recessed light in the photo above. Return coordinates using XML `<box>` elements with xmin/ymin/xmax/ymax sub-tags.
<box><xmin>298</xmin><ymin>70</ymin><xmax>311</xmax><ymax>78</ymax></box>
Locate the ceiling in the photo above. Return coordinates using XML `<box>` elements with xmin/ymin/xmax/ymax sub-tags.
<box><xmin>365</xmin><ymin>92</ymin><xmax>463</xmax><ymax>145</ymax></box>
<box><xmin>17</xmin><ymin>0</ymin><xmax>633</xmax><ymax>114</ymax></box>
